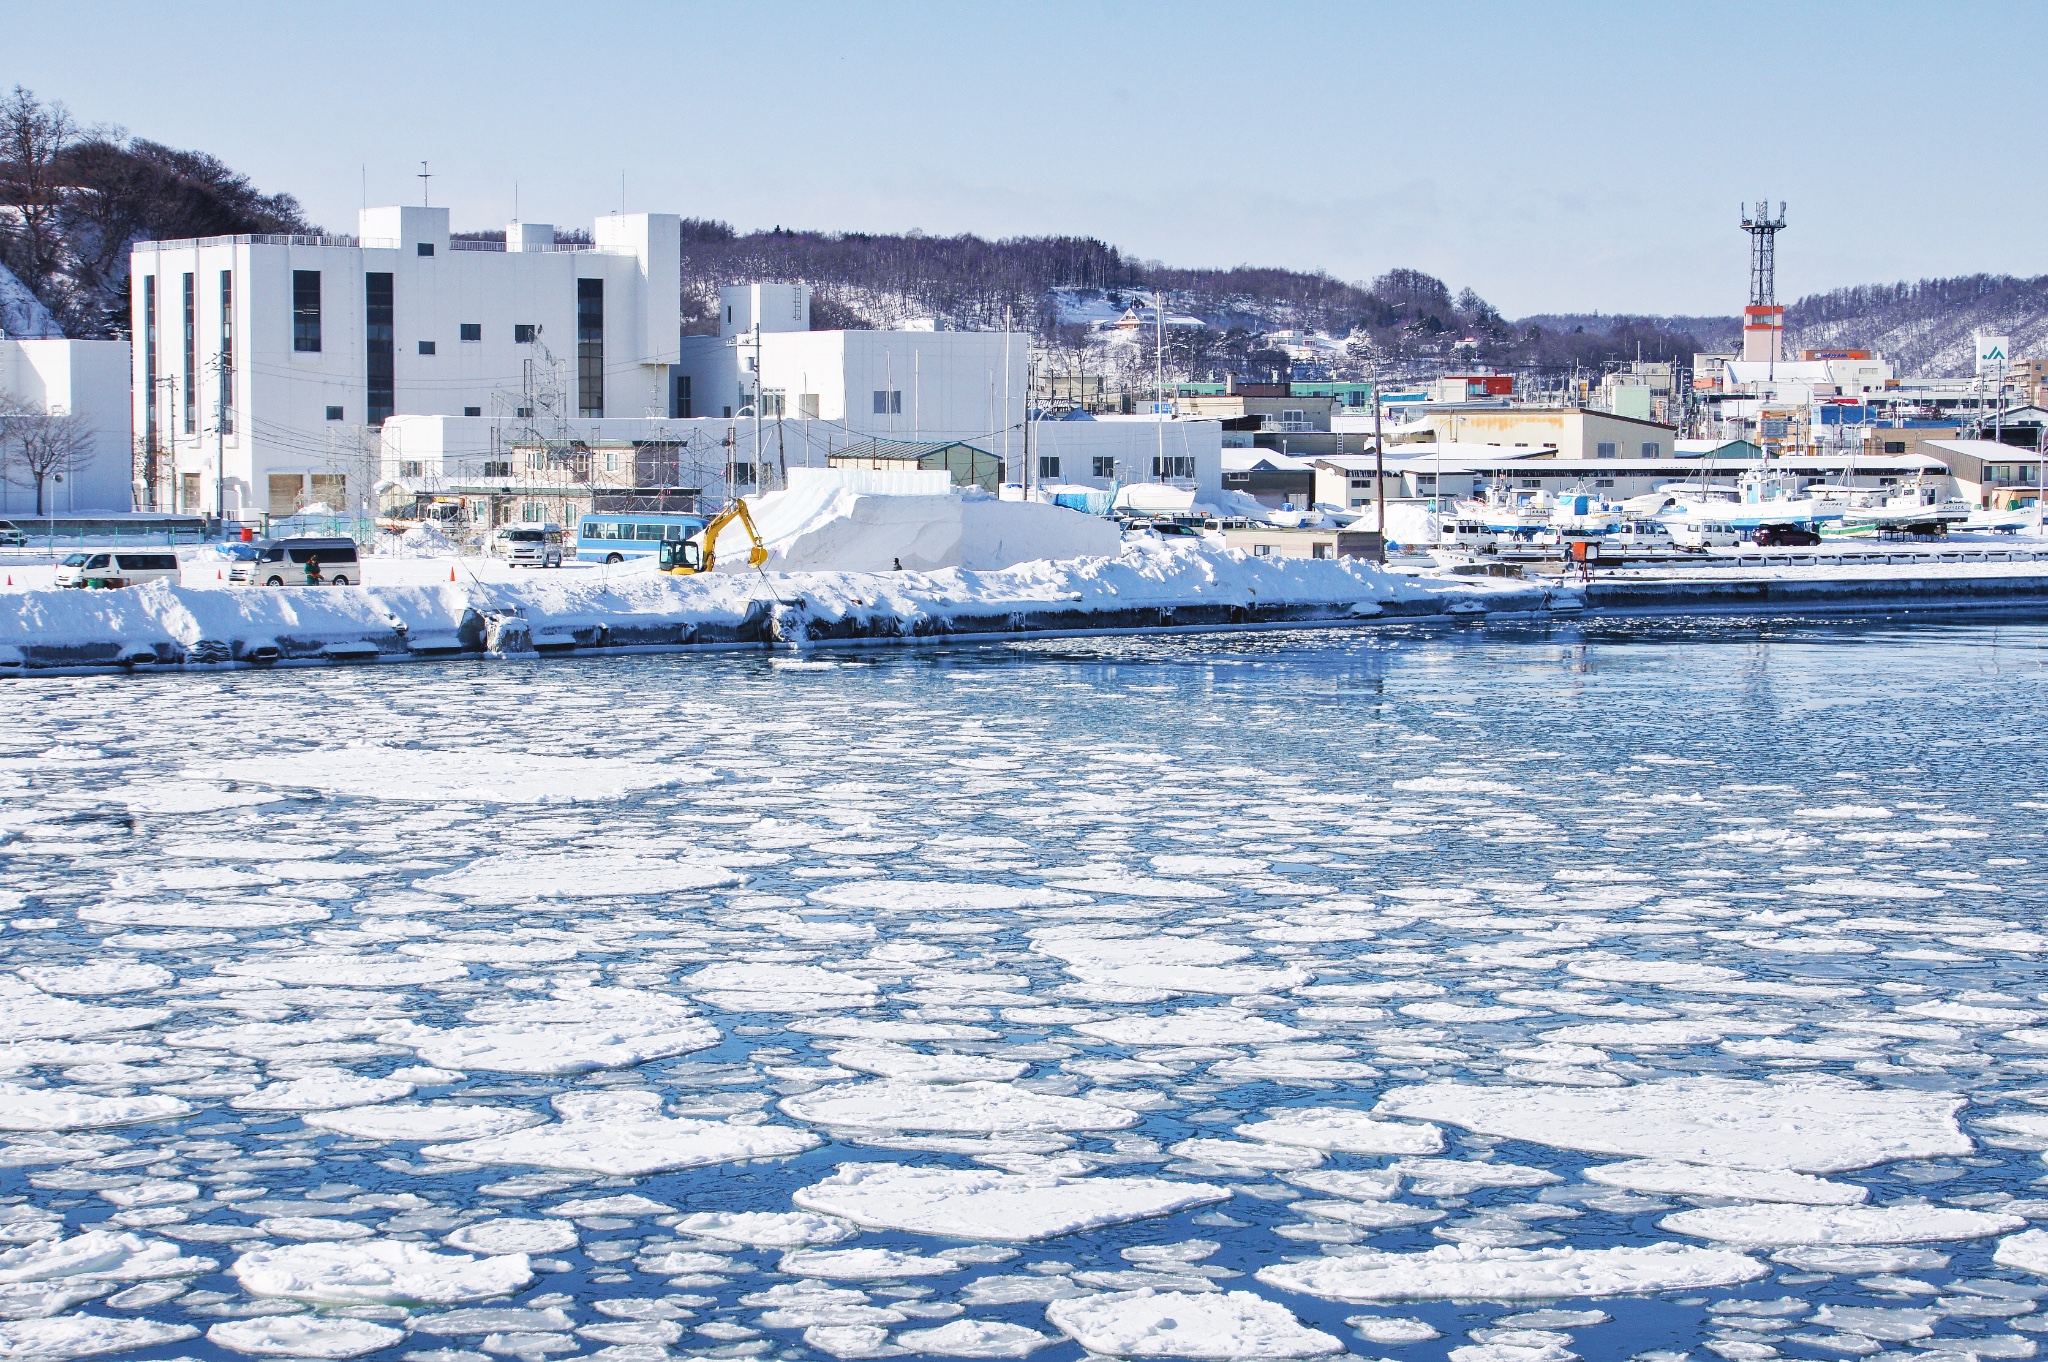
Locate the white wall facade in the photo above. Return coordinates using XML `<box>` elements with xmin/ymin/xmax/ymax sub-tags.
<box><xmin>130</xmin><ymin>206</ymin><xmax>684</xmax><ymax>523</ymax></box>
<box><xmin>675</xmin><ymin>328</ymin><xmax>1030</xmax><ymax>455</ymax></box>
<box><xmin>0</xmin><ymin>338</ymin><xmax>134</xmax><ymax>514</ymax></box>
<box><xmin>1029</xmin><ymin>417</ymin><xmax>1223</xmax><ymax>494</ymax></box>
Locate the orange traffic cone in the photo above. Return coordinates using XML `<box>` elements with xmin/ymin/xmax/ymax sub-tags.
<box><xmin>449</xmin><ymin>566</ymin><xmax>457</xmax><ymax>582</ymax></box>
<box><xmin>216</xmin><ymin>569</ymin><xmax>223</xmax><ymax>580</ymax></box>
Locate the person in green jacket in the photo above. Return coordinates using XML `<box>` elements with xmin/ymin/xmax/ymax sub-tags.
<box><xmin>304</xmin><ymin>554</ymin><xmax>323</xmax><ymax>586</ymax></box>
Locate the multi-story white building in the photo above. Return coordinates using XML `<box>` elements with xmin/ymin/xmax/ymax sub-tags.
<box><xmin>677</xmin><ymin>285</ymin><xmax>1030</xmax><ymax>452</ymax></box>
<box><xmin>0</xmin><ymin>337</ymin><xmax>133</xmax><ymax>515</ymax></box>
<box><xmin>129</xmin><ymin>206</ymin><xmax>682</xmax><ymax>523</ymax></box>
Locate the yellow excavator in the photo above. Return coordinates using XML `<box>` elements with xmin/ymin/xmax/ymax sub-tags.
<box><xmin>657</xmin><ymin>499</ymin><xmax>769</xmax><ymax>575</ymax></box>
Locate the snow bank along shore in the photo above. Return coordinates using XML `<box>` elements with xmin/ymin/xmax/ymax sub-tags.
<box><xmin>0</xmin><ymin>543</ymin><xmax>1557</xmax><ymax>675</ymax></box>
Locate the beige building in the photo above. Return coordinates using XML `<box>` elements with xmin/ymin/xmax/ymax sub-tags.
<box><xmin>1178</xmin><ymin>386</ymin><xmax>1338</xmax><ymax>433</ymax></box>
<box><xmin>1921</xmin><ymin>439</ymin><xmax>2044</xmax><ymax>508</ymax></box>
<box><xmin>1388</xmin><ymin>407</ymin><xmax>1678</xmax><ymax>460</ymax></box>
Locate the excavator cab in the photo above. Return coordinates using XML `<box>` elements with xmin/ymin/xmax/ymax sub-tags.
<box><xmin>658</xmin><ymin>500</ymin><xmax>767</xmax><ymax>576</ymax></box>
<box><xmin>657</xmin><ymin>540</ymin><xmax>702</xmax><ymax>573</ymax></box>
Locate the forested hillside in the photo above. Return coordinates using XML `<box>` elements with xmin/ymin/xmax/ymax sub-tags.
<box><xmin>0</xmin><ymin>87</ymin><xmax>311</xmax><ymax>339</ymax></box>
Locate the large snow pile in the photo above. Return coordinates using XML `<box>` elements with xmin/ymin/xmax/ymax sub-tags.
<box><xmin>1383</xmin><ymin>502</ymin><xmax>1442</xmax><ymax>549</ymax></box>
<box><xmin>707</xmin><ymin>469</ymin><xmax>1120</xmax><ymax>573</ymax></box>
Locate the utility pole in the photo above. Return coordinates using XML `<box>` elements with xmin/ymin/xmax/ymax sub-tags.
<box><xmin>753</xmin><ymin>322</ymin><xmax>763</xmax><ymax>497</ymax></box>
<box><xmin>1154</xmin><ymin>289</ymin><xmax>1166</xmax><ymax>479</ymax></box>
<box><xmin>1373</xmin><ymin>370</ymin><xmax>1387</xmax><ymax>564</ymax></box>
<box><xmin>211</xmin><ymin>353</ymin><xmax>230</xmax><ymax>527</ymax></box>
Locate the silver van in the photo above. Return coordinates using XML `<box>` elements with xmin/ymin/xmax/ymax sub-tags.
<box><xmin>54</xmin><ymin>551</ymin><xmax>182</xmax><ymax>589</ymax></box>
<box><xmin>230</xmin><ymin>537</ymin><xmax>361</xmax><ymax>586</ymax></box>
<box><xmin>488</xmin><ymin>524</ymin><xmax>564</xmax><ymax>568</ymax></box>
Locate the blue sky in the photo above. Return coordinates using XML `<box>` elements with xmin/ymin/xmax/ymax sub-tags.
<box><xmin>12</xmin><ymin>0</ymin><xmax>2040</xmax><ymax>317</ymax></box>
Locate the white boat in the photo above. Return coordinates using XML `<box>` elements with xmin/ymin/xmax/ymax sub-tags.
<box><xmin>1660</xmin><ymin>467</ymin><xmax>1841</xmax><ymax>531</ymax></box>
<box><xmin>1812</xmin><ymin>476</ymin><xmax>1974</xmax><ymax>533</ymax></box>
<box><xmin>1458</xmin><ymin>485</ymin><xmax>1554</xmax><ymax>535</ymax></box>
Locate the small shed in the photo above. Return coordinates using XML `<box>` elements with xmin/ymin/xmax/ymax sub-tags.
<box><xmin>828</xmin><ymin>439</ymin><xmax>1002</xmax><ymax>494</ymax></box>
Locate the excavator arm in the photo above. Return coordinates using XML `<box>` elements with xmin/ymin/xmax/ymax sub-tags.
<box><xmin>658</xmin><ymin>499</ymin><xmax>769</xmax><ymax>575</ymax></box>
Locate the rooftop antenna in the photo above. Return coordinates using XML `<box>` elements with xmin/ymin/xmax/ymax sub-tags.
<box><xmin>1740</xmin><ymin>198</ymin><xmax>1787</xmax><ymax>308</ymax></box>
<box><xmin>417</xmin><ymin>161</ymin><xmax>432</xmax><ymax>208</ymax></box>
<box><xmin>1739</xmin><ymin>198</ymin><xmax>1788</xmax><ymax>393</ymax></box>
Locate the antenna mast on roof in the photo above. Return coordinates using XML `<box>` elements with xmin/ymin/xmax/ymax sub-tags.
<box><xmin>1740</xmin><ymin>199</ymin><xmax>1787</xmax><ymax>307</ymax></box>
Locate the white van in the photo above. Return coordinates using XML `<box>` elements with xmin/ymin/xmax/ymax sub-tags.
<box><xmin>488</xmin><ymin>524</ymin><xmax>564</xmax><ymax>568</ymax></box>
<box><xmin>54</xmin><ymin>551</ymin><xmax>182</xmax><ymax>589</ymax></box>
<box><xmin>1669</xmin><ymin>519</ymin><xmax>1740</xmax><ymax>550</ymax></box>
<box><xmin>230</xmin><ymin>537</ymin><xmax>361</xmax><ymax>586</ymax></box>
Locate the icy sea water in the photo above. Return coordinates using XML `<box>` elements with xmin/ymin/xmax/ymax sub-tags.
<box><xmin>4</xmin><ymin>616</ymin><xmax>2048</xmax><ymax>1362</ymax></box>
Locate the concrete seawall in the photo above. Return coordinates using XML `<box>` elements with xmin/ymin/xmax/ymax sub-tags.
<box><xmin>5</xmin><ymin>558</ymin><xmax>2048</xmax><ymax>679</ymax></box>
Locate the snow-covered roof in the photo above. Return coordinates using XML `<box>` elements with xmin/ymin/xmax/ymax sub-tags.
<box><xmin>1223</xmin><ymin>450</ymin><xmax>1315</xmax><ymax>472</ymax></box>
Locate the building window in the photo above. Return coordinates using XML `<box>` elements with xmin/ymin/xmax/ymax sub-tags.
<box><xmin>1093</xmin><ymin>456</ymin><xmax>1116</xmax><ymax>479</ymax></box>
<box><xmin>326</xmin><ymin>406</ymin><xmax>344</xmax><ymax>421</ymax></box>
<box><xmin>527</xmin><ymin>450</ymin><xmax>548</xmax><ymax>472</ymax></box>
<box><xmin>292</xmin><ymin>270</ymin><xmax>321</xmax><ymax>352</ymax></box>
<box><xmin>416</xmin><ymin>242</ymin><xmax>434</xmax><ymax>257</ymax></box>
<box><xmin>181</xmin><ymin>273</ymin><xmax>196</xmax><ymax>435</ymax></box>
<box><xmin>604</xmin><ymin>452</ymin><xmax>618</xmax><ymax>473</ymax></box>
<box><xmin>483</xmin><ymin>460</ymin><xmax>510</xmax><ymax>477</ymax></box>
<box><xmin>1312</xmin><ymin>543</ymin><xmax>1331</xmax><ymax>559</ymax></box>
<box><xmin>731</xmin><ymin>462</ymin><xmax>757</xmax><ymax>487</ymax></box>
<box><xmin>460</xmin><ymin>323</ymin><xmax>481</xmax><ymax>342</ymax></box>
<box><xmin>365</xmin><ymin>272</ymin><xmax>394</xmax><ymax>426</ymax></box>
<box><xmin>399</xmin><ymin>460</ymin><xmax>424</xmax><ymax>478</ymax></box>
<box><xmin>516</xmin><ymin>406</ymin><xmax>533</xmax><ymax>418</ymax></box>
<box><xmin>758</xmin><ymin>390</ymin><xmax>785</xmax><ymax>417</ymax></box>
<box><xmin>1519</xmin><ymin>478</ymin><xmax>1540</xmax><ymax>488</ymax></box>
<box><xmin>671</xmin><ymin>375</ymin><xmax>692</xmax><ymax>419</ymax></box>
<box><xmin>515</xmin><ymin>324</ymin><xmax>537</xmax><ymax>344</ymax></box>
<box><xmin>1254</xmin><ymin>543</ymin><xmax>1272</xmax><ymax>557</ymax></box>
<box><xmin>310</xmin><ymin>473</ymin><xmax>345</xmax><ymax>507</ymax></box>
<box><xmin>577</xmin><ymin>277</ymin><xmax>603</xmax><ymax>417</ymax></box>
<box><xmin>465</xmin><ymin>406</ymin><xmax>482</xmax><ymax>417</ymax></box>
<box><xmin>418</xmin><ymin>340</ymin><xmax>436</xmax><ymax>355</ymax></box>
<box><xmin>1595</xmin><ymin>442</ymin><xmax>1617</xmax><ymax>458</ymax></box>
<box><xmin>872</xmin><ymin>389</ymin><xmax>902</xmax><ymax>415</ymax></box>
<box><xmin>1884</xmin><ymin>440</ymin><xmax>1906</xmax><ymax>454</ymax></box>
<box><xmin>522</xmin><ymin>502</ymin><xmax>542</xmax><ymax>523</ymax></box>
<box><xmin>798</xmin><ymin>393</ymin><xmax>819</xmax><ymax>419</ymax></box>
<box><xmin>141</xmin><ymin>275</ymin><xmax>157</xmax><ymax>452</ymax></box>
<box><xmin>1153</xmin><ymin>455</ymin><xmax>1195</xmax><ymax>479</ymax></box>
<box><xmin>1038</xmin><ymin>455</ymin><xmax>1060</xmax><ymax>479</ymax></box>
<box><xmin>1640</xmin><ymin>441</ymin><xmax>1659</xmax><ymax>457</ymax></box>
<box><xmin>218</xmin><ymin>271</ymin><xmax>233</xmax><ymax>435</ymax></box>
<box><xmin>1594</xmin><ymin>477</ymin><xmax>1615</xmax><ymax>487</ymax></box>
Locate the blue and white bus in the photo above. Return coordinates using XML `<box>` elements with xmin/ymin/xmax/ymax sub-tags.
<box><xmin>575</xmin><ymin>513</ymin><xmax>708</xmax><ymax>564</ymax></box>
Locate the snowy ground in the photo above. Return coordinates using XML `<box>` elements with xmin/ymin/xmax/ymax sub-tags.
<box><xmin>1</xmin><ymin>617</ymin><xmax>2047</xmax><ymax>1362</ymax></box>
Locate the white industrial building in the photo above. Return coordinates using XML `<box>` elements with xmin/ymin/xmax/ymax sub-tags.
<box><xmin>676</xmin><ymin>284</ymin><xmax>1028</xmax><ymax>448</ymax></box>
<box><xmin>0</xmin><ymin>337</ymin><xmax>133</xmax><ymax>515</ymax></box>
<box><xmin>129</xmin><ymin>206</ymin><xmax>682</xmax><ymax>524</ymax></box>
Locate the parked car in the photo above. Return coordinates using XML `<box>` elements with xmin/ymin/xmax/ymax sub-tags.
<box><xmin>230</xmin><ymin>537</ymin><xmax>361</xmax><ymax>586</ymax></box>
<box><xmin>0</xmin><ymin>521</ymin><xmax>25</xmax><ymax>548</ymax></box>
<box><xmin>488</xmin><ymin>524</ymin><xmax>565</xmax><ymax>568</ymax></box>
<box><xmin>54</xmin><ymin>551</ymin><xmax>182</xmax><ymax>589</ymax></box>
<box><xmin>1669</xmin><ymin>519</ymin><xmax>1740</xmax><ymax>550</ymax></box>
<box><xmin>1753</xmin><ymin>523</ymin><xmax>1822</xmax><ymax>547</ymax></box>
